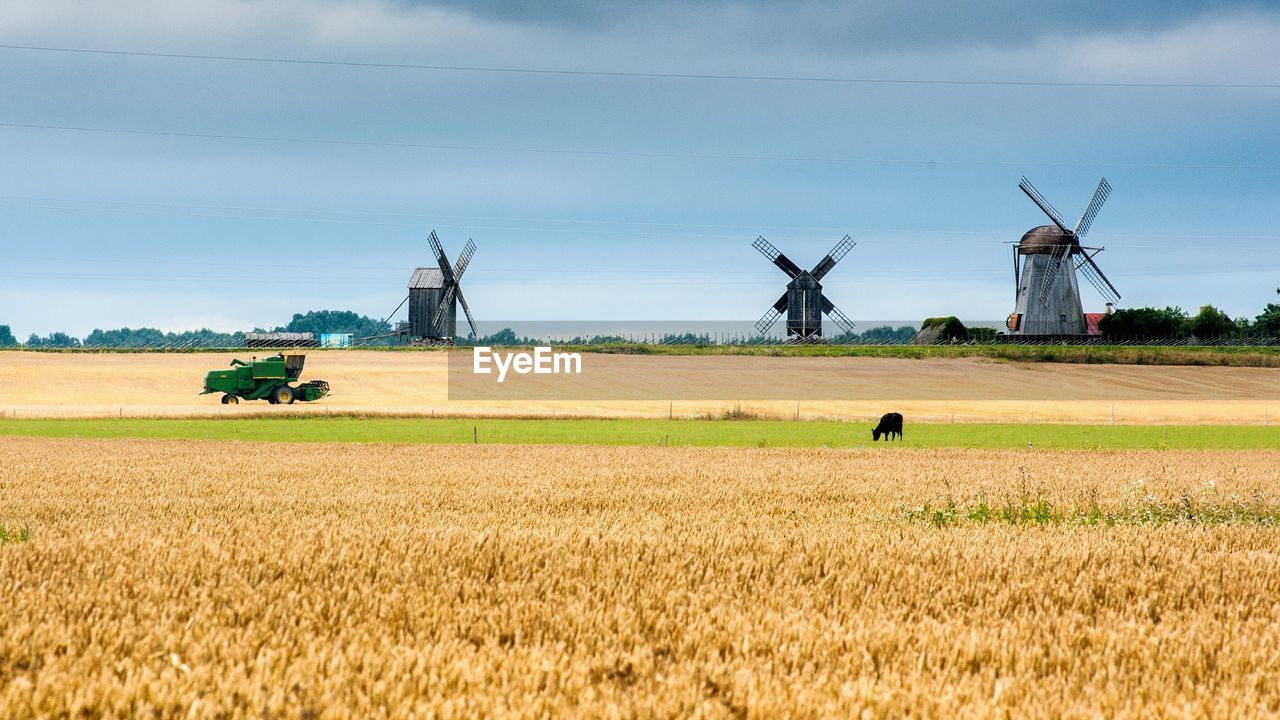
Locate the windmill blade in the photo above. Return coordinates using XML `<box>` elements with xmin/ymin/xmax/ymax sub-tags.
<box><xmin>1075</xmin><ymin>252</ymin><xmax>1121</xmax><ymax>305</ymax></box>
<box><xmin>455</xmin><ymin>286</ymin><xmax>479</xmax><ymax>338</ymax></box>
<box><xmin>811</xmin><ymin>235</ymin><xmax>855</xmax><ymax>280</ymax></box>
<box><xmin>754</xmin><ymin>308</ymin><xmax>782</xmax><ymax>335</ymax></box>
<box><xmin>755</xmin><ymin>292</ymin><xmax>788</xmax><ymax>335</ymax></box>
<box><xmin>427</xmin><ymin>230</ymin><xmax>457</xmax><ymax>286</ymax></box>
<box><xmin>451</xmin><ymin>238</ymin><xmax>476</xmax><ymax>282</ymax></box>
<box><xmin>752</xmin><ymin>236</ymin><xmax>802</xmax><ymax>278</ymax></box>
<box><xmin>1073</xmin><ymin>177</ymin><xmax>1111</xmax><ymax>240</ymax></box>
<box><xmin>770</xmin><ymin>291</ymin><xmax>788</xmax><ymax>313</ymax></box>
<box><xmin>820</xmin><ymin>296</ymin><xmax>856</xmax><ymax>335</ymax></box>
<box><xmin>431</xmin><ymin>284</ymin><xmax>459</xmax><ymax>331</ymax></box>
<box><xmin>1018</xmin><ymin>176</ymin><xmax>1069</xmax><ymax>233</ymax></box>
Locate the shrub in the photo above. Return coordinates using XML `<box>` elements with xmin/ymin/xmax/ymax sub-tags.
<box><xmin>1099</xmin><ymin>307</ymin><xmax>1187</xmax><ymax>340</ymax></box>
<box><xmin>919</xmin><ymin>316</ymin><xmax>968</xmax><ymax>342</ymax></box>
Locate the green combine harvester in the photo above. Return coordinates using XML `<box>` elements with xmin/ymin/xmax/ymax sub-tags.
<box><xmin>201</xmin><ymin>353</ymin><xmax>330</xmax><ymax>405</ymax></box>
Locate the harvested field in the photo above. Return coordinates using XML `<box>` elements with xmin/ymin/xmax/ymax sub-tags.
<box><xmin>3</xmin><ymin>437</ymin><xmax>1280</xmax><ymax>717</ymax></box>
<box><xmin>1</xmin><ymin>350</ymin><xmax>1278</xmax><ymax>424</ymax></box>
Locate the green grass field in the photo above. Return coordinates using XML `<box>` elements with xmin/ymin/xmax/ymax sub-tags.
<box><xmin>1</xmin><ymin>417</ymin><xmax>1277</xmax><ymax>449</ymax></box>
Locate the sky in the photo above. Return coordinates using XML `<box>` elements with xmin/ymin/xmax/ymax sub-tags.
<box><xmin>2</xmin><ymin>0</ymin><xmax>1279</xmax><ymax>338</ymax></box>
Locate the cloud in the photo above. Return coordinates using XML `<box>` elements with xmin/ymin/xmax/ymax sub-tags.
<box><xmin>1052</xmin><ymin>11</ymin><xmax>1280</xmax><ymax>84</ymax></box>
<box><xmin>1</xmin><ymin>1</ymin><xmax>1277</xmax><ymax>335</ymax></box>
<box><xmin>5</xmin><ymin>0</ymin><xmax>1279</xmax><ymax>82</ymax></box>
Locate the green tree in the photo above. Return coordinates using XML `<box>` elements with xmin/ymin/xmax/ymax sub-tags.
<box><xmin>967</xmin><ymin>326</ymin><xmax>998</xmax><ymax>343</ymax></box>
<box><xmin>25</xmin><ymin>332</ymin><xmax>81</xmax><ymax>348</ymax></box>
<box><xmin>1256</xmin><ymin>304</ymin><xmax>1280</xmax><ymax>337</ymax></box>
<box><xmin>282</xmin><ymin>310</ymin><xmax>382</xmax><ymax>337</ymax></box>
<box><xmin>84</xmin><ymin>327</ymin><xmax>167</xmax><ymax>347</ymax></box>
<box><xmin>478</xmin><ymin>327</ymin><xmax>520</xmax><ymax>345</ymax></box>
<box><xmin>0</xmin><ymin>325</ymin><xmax>16</xmax><ymax>347</ymax></box>
<box><xmin>1099</xmin><ymin>307</ymin><xmax>1188</xmax><ymax>339</ymax></box>
<box><xmin>1186</xmin><ymin>305</ymin><xmax>1235</xmax><ymax>339</ymax></box>
<box><xmin>82</xmin><ymin>327</ymin><xmax>244</xmax><ymax>348</ymax></box>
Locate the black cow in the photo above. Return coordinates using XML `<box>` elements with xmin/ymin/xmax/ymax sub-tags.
<box><xmin>872</xmin><ymin>412</ymin><xmax>903</xmax><ymax>441</ymax></box>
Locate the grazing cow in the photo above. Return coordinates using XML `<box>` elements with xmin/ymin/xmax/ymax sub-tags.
<box><xmin>872</xmin><ymin>412</ymin><xmax>904</xmax><ymax>441</ymax></box>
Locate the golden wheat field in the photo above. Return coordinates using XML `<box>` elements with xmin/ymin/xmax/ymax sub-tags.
<box><xmin>3</xmin><ymin>437</ymin><xmax>1280</xmax><ymax>717</ymax></box>
<box><xmin>2</xmin><ymin>350</ymin><xmax>1279</xmax><ymax>424</ymax></box>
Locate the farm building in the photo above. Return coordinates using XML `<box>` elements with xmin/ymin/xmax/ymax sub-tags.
<box><xmin>244</xmin><ymin>332</ymin><xmax>318</xmax><ymax>348</ymax></box>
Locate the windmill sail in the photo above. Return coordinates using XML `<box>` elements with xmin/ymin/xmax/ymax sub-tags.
<box><xmin>754</xmin><ymin>292</ymin><xmax>788</xmax><ymax>334</ymax></box>
<box><xmin>431</xmin><ymin>237</ymin><xmax>477</xmax><ymax>330</ymax></box>
<box><xmin>1076</xmin><ymin>252</ymin><xmax>1121</xmax><ymax>305</ymax></box>
<box><xmin>753</xmin><ymin>236</ymin><xmax>802</xmax><ymax>278</ymax></box>
<box><xmin>455</xmin><ymin>287</ymin><xmax>479</xmax><ymax>338</ymax></box>
<box><xmin>820</xmin><ymin>296</ymin><xmax>856</xmax><ymax>335</ymax></box>
<box><xmin>1018</xmin><ymin>176</ymin><xmax>1069</xmax><ymax>232</ymax></box>
<box><xmin>811</xmin><ymin>235</ymin><xmax>855</xmax><ymax>280</ymax></box>
<box><xmin>1073</xmin><ymin>177</ymin><xmax>1111</xmax><ymax>240</ymax></box>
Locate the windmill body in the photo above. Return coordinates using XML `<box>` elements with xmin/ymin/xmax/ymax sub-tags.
<box><xmin>1007</xmin><ymin>178</ymin><xmax>1121</xmax><ymax>336</ymax></box>
<box><xmin>786</xmin><ymin>272</ymin><xmax>824</xmax><ymax>337</ymax></box>
<box><xmin>407</xmin><ymin>268</ymin><xmax>456</xmax><ymax>338</ymax></box>
<box><xmin>1011</xmin><ymin>227</ymin><xmax>1086</xmax><ymax>334</ymax></box>
<box><xmin>754</xmin><ymin>236</ymin><xmax>857</xmax><ymax>340</ymax></box>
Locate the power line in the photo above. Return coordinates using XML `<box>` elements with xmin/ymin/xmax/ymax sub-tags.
<box><xmin>3</xmin><ymin>121</ymin><xmax>1279</xmax><ymax>170</ymax></box>
<box><xmin>2</xmin><ymin>262</ymin><xmax>1274</xmax><ymax>287</ymax></box>
<box><xmin>5</xmin><ymin>196</ymin><xmax>1280</xmax><ymax>249</ymax></box>
<box><xmin>3</xmin><ymin>43</ymin><xmax>1279</xmax><ymax>90</ymax></box>
<box><xmin>11</xmin><ymin>194</ymin><xmax>1280</xmax><ymax>242</ymax></box>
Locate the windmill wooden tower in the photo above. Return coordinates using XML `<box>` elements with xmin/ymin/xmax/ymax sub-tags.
<box><xmin>1007</xmin><ymin>177</ymin><xmax>1121</xmax><ymax>335</ymax></box>
<box><xmin>753</xmin><ymin>235</ymin><xmax>857</xmax><ymax>340</ymax></box>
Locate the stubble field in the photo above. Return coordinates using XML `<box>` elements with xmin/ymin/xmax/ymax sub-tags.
<box><xmin>2</xmin><ymin>349</ymin><xmax>1278</xmax><ymax>424</ymax></box>
<box><xmin>3</xmin><ymin>437</ymin><xmax>1280</xmax><ymax>717</ymax></box>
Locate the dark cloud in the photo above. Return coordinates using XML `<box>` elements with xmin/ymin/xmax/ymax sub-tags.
<box><xmin>410</xmin><ymin>0</ymin><xmax>1261</xmax><ymax>51</ymax></box>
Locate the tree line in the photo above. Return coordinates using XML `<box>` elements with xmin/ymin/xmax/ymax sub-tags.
<box><xmin>4</xmin><ymin>291</ymin><xmax>1278</xmax><ymax>348</ymax></box>
<box><xmin>8</xmin><ymin>310</ymin><xmax>392</xmax><ymax>348</ymax></box>
<box><xmin>1100</xmin><ymin>297</ymin><xmax>1280</xmax><ymax>340</ymax></box>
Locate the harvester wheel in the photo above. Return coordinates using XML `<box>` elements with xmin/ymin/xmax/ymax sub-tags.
<box><xmin>220</xmin><ymin>394</ymin><xmax>239</xmax><ymax>405</ymax></box>
<box><xmin>274</xmin><ymin>385</ymin><xmax>296</xmax><ymax>405</ymax></box>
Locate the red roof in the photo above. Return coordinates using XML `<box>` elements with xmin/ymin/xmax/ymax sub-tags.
<box><xmin>1084</xmin><ymin>313</ymin><xmax>1106</xmax><ymax>336</ymax></box>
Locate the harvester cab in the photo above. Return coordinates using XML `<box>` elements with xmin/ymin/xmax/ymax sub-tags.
<box><xmin>201</xmin><ymin>353</ymin><xmax>330</xmax><ymax>405</ymax></box>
